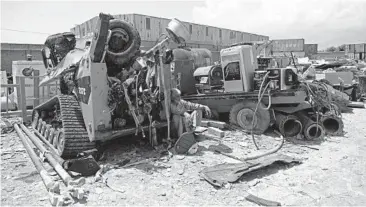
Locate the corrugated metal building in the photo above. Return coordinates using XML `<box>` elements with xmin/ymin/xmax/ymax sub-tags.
<box><xmin>345</xmin><ymin>43</ymin><xmax>366</xmax><ymax>60</ymax></box>
<box><xmin>70</xmin><ymin>13</ymin><xmax>269</xmax><ymax>52</ymax></box>
<box><xmin>304</xmin><ymin>44</ymin><xmax>318</xmax><ymax>57</ymax></box>
<box><xmin>1</xmin><ymin>43</ymin><xmax>43</xmax><ymax>73</ymax></box>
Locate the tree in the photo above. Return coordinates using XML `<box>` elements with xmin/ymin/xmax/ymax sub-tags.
<box><xmin>326</xmin><ymin>46</ymin><xmax>337</xmax><ymax>52</ymax></box>
<box><xmin>338</xmin><ymin>44</ymin><xmax>346</xmax><ymax>51</ymax></box>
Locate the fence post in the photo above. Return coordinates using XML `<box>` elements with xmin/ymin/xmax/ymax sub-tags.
<box><xmin>33</xmin><ymin>70</ymin><xmax>40</xmax><ymax>107</ymax></box>
<box><xmin>19</xmin><ymin>77</ymin><xmax>27</xmax><ymax>123</ymax></box>
<box><xmin>16</xmin><ymin>76</ymin><xmax>21</xmax><ymax>110</ymax></box>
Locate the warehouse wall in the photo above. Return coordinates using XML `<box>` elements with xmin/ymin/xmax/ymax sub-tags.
<box><xmin>304</xmin><ymin>44</ymin><xmax>318</xmax><ymax>57</ymax></box>
<box><xmin>70</xmin><ymin>13</ymin><xmax>269</xmax><ymax>49</ymax></box>
<box><xmin>1</xmin><ymin>43</ymin><xmax>43</xmax><ymax>73</ymax></box>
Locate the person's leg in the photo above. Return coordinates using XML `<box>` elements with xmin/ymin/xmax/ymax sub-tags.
<box><xmin>192</xmin><ymin>110</ymin><xmax>202</xmax><ymax>128</ymax></box>
<box><xmin>172</xmin><ymin>114</ymin><xmax>183</xmax><ymax>138</ymax></box>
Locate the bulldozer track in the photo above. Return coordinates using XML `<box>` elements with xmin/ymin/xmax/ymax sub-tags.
<box><xmin>33</xmin><ymin>95</ymin><xmax>95</xmax><ymax>158</ymax></box>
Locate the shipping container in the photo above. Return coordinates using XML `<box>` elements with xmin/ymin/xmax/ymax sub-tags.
<box><xmin>304</xmin><ymin>44</ymin><xmax>318</xmax><ymax>57</ymax></box>
<box><xmin>355</xmin><ymin>43</ymin><xmax>366</xmax><ymax>53</ymax></box>
<box><xmin>271</xmin><ymin>39</ymin><xmax>305</xmax><ymax>52</ymax></box>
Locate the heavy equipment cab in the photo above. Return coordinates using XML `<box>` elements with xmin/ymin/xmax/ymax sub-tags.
<box><xmin>220</xmin><ymin>45</ymin><xmax>255</xmax><ymax>92</ymax></box>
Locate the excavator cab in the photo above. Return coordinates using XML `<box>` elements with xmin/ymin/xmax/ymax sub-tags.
<box><xmin>220</xmin><ymin>45</ymin><xmax>256</xmax><ymax>92</ymax></box>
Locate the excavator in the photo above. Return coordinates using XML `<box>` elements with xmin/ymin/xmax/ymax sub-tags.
<box><xmin>29</xmin><ymin>13</ymin><xmax>190</xmax><ymax>158</ymax></box>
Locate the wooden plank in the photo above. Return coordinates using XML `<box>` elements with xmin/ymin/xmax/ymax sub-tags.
<box><xmin>15</xmin><ymin>77</ymin><xmax>21</xmax><ymax>111</ymax></box>
<box><xmin>19</xmin><ymin>77</ymin><xmax>28</xmax><ymax>122</ymax></box>
<box><xmin>1</xmin><ymin>110</ymin><xmax>33</xmax><ymax>117</ymax></box>
<box><xmin>207</xmin><ymin>127</ymin><xmax>225</xmax><ymax>138</ymax></box>
<box><xmin>201</xmin><ymin>120</ymin><xmax>209</xmax><ymax>127</ymax></box>
<box><xmin>348</xmin><ymin>102</ymin><xmax>365</xmax><ymax>108</ymax></box>
<box><xmin>5</xmin><ymin>86</ymin><xmax>9</xmax><ymax>114</ymax></box>
<box><xmin>0</xmin><ymin>84</ymin><xmax>19</xmax><ymax>87</ymax></box>
<box><xmin>33</xmin><ymin>70</ymin><xmax>40</xmax><ymax>107</ymax></box>
<box><xmin>202</xmin><ymin>119</ymin><xmax>227</xmax><ymax>129</ymax></box>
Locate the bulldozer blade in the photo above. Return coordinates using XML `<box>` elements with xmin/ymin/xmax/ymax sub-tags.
<box><xmin>65</xmin><ymin>155</ymin><xmax>100</xmax><ymax>176</ymax></box>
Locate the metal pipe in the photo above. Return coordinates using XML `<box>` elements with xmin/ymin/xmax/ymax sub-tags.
<box><xmin>159</xmin><ymin>53</ymin><xmax>171</xmax><ymax>141</ymax></box>
<box><xmin>275</xmin><ymin>113</ymin><xmax>303</xmax><ymax>137</ymax></box>
<box><xmin>14</xmin><ymin>124</ymin><xmax>60</xmax><ymax>193</ymax></box>
<box><xmin>321</xmin><ymin>114</ymin><xmax>344</xmax><ymax>136</ymax></box>
<box><xmin>297</xmin><ymin>112</ymin><xmax>325</xmax><ymax>140</ymax></box>
<box><xmin>19</xmin><ymin>124</ymin><xmax>85</xmax><ymax>187</ymax></box>
<box><xmin>22</xmin><ymin>124</ymin><xmax>62</xmax><ymax>163</ymax></box>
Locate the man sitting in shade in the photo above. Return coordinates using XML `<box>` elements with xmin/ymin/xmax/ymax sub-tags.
<box><xmin>170</xmin><ymin>88</ymin><xmax>212</xmax><ymax>138</ymax></box>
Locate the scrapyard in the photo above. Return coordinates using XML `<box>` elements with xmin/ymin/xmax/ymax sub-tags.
<box><xmin>1</xmin><ymin>9</ymin><xmax>366</xmax><ymax>206</ymax></box>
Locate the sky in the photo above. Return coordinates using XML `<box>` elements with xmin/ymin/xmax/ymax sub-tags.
<box><xmin>1</xmin><ymin>0</ymin><xmax>366</xmax><ymax>49</ymax></box>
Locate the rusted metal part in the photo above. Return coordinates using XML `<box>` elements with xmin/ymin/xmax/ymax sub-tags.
<box><xmin>174</xmin><ymin>132</ymin><xmax>196</xmax><ymax>154</ymax></box>
<box><xmin>18</xmin><ymin>124</ymin><xmax>85</xmax><ymax>187</ymax></box>
<box><xmin>24</xmin><ymin>124</ymin><xmax>100</xmax><ymax>176</ymax></box>
<box><xmin>200</xmin><ymin>154</ymin><xmax>301</xmax><ymax>187</ymax></box>
<box><xmin>274</xmin><ymin>113</ymin><xmax>302</xmax><ymax>137</ymax></box>
<box><xmin>245</xmin><ymin>194</ymin><xmax>281</xmax><ymax>206</ymax></box>
<box><xmin>321</xmin><ymin>113</ymin><xmax>344</xmax><ymax>136</ymax></box>
<box><xmin>296</xmin><ymin>112</ymin><xmax>325</xmax><ymax>140</ymax></box>
<box><xmin>14</xmin><ymin>124</ymin><xmax>61</xmax><ymax>194</ymax></box>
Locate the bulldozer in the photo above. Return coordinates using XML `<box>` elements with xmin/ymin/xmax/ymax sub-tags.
<box><xmin>29</xmin><ymin>13</ymin><xmax>190</xmax><ymax>158</ymax></box>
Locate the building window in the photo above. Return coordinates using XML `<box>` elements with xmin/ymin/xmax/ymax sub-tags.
<box><xmin>206</xmin><ymin>27</ymin><xmax>209</xmax><ymax>36</ymax></box>
<box><xmin>219</xmin><ymin>29</ymin><xmax>222</xmax><ymax>38</ymax></box>
<box><xmin>242</xmin><ymin>33</ymin><xmax>244</xmax><ymax>40</ymax></box>
<box><xmin>146</xmin><ymin>18</ymin><xmax>151</xmax><ymax>30</ymax></box>
<box><xmin>189</xmin><ymin>25</ymin><xmax>192</xmax><ymax>34</ymax></box>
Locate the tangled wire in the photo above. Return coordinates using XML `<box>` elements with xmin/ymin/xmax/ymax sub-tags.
<box><xmin>107</xmin><ymin>81</ymin><xmax>125</xmax><ymax>112</ymax></box>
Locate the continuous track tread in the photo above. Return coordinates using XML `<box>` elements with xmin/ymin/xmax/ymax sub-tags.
<box><xmin>33</xmin><ymin>95</ymin><xmax>95</xmax><ymax>158</ymax></box>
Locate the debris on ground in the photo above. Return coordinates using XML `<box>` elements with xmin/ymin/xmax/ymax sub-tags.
<box><xmin>200</xmin><ymin>154</ymin><xmax>302</xmax><ymax>187</ymax></box>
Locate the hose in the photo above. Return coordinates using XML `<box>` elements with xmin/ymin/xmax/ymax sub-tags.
<box><xmin>251</xmin><ymin>71</ymin><xmax>272</xmax><ymax>150</ymax></box>
<box><xmin>244</xmin><ymin>129</ymin><xmax>284</xmax><ymax>160</ymax></box>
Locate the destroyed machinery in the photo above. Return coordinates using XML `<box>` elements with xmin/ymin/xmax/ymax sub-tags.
<box><xmin>185</xmin><ymin>43</ymin><xmax>346</xmax><ymax>139</ymax></box>
<box><xmin>31</xmin><ymin>13</ymin><xmax>191</xmax><ymax>157</ymax></box>
<box><xmin>29</xmin><ymin>13</ymin><xmax>346</xmax><ymax>159</ymax></box>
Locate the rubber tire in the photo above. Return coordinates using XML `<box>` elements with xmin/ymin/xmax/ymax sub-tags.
<box><xmin>229</xmin><ymin>101</ymin><xmax>270</xmax><ymax>134</ymax></box>
<box><xmin>106</xmin><ymin>19</ymin><xmax>141</xmax><ymax>66</ymax></box>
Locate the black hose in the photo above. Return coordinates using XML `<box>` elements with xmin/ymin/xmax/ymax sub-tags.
<box><xmin>251</xmin><ymin>80</ymin><xmax>271</xmax><ymax>150</ymax></box>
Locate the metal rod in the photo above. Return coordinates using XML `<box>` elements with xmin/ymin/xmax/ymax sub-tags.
<box><xmin>14</xmin><ymin>124</ymin><xmax>60</xmax><ymax>193</ymax></box>
<box><xmin>159</xmin><ymin>54</ymin><xmax>171</xmax><ymax>140</ymax></box>
<box><xmin>19</xmin><ymin>124</ymin><xmax>84</xmax><ymax>186</ymax></box>
<box><xmin>22</xmin><ymin>124</ymin><xmax>62</xmax><ymax>163</ymax></box>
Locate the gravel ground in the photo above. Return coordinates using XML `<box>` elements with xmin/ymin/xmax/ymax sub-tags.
<box><xmin>1</xmin><ymin>108</ymin><xmax>366</xmax><ymax>206</ymax></box>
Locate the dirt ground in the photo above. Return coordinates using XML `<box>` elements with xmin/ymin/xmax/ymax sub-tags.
<box><xmin>1</xmin><ymin>108</ymin><xmax>366</xmax><ymax>206</ymax></box>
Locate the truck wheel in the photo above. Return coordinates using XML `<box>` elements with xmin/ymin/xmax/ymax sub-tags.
<box><xmin>229</xmin><ymin>101</ymin><xmax>270</xmax><ymax>134</ymax></box>
<box><xmin>106</xmin><ymin>19</ymin><xmax>141</xmax><ymax>66</ymax></box>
